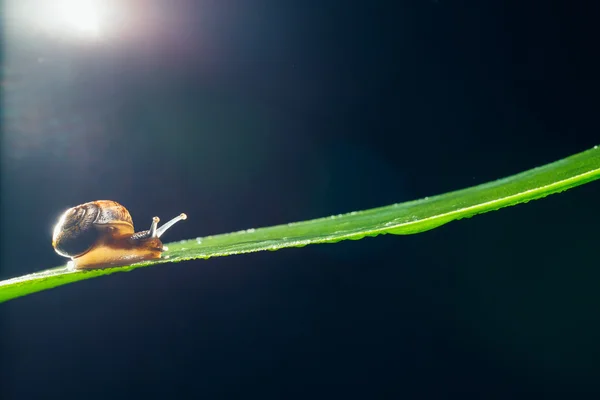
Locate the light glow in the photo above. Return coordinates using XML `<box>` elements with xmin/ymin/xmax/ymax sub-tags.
<box><xmin>9</xmin><ymin>0</ymin><xmax>160</xmax><ymax>43</ymax></box>
<box><xmin>56</xmin><ymin>0</ymin><xmax>101</xmax><ymax>37</ymax></box>
<box><xmin>25</xmin><ymin>0</ymin><xmax>107</xmax><ymax>39</ymax></box>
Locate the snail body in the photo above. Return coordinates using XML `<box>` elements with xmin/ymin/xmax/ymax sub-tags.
<box><xmin>52</xmin><ymin>200</ymin><xmax>187</xmax><ymax>270</ymax></box>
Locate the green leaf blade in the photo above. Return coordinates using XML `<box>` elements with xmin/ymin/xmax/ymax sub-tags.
<box><xmin>1</xmin><ymin>146</ymin><xmax>599</xmax><ymax>303</ymax></box>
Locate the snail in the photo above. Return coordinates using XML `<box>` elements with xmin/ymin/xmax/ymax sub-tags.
<box><xmin>52</xmin><ymin>200</ymin><xmax>187</xmax><ymax>270</ymax></box>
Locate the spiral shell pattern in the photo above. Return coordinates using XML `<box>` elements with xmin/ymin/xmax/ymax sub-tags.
<box><xmin>52</xmin><ymin>200</ymin><xmax>133</xmax><ymax>258</ymax></box>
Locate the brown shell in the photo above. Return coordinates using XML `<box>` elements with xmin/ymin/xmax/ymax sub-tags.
<box><xmin>90</xmin><ymin>200</ymin><xmax>134</xmax><ymax>228</ymax></box>
<box><xmin>52</xmin><ymin>200</ymin><xmax>135</xmax><ymax>258</ymax></box>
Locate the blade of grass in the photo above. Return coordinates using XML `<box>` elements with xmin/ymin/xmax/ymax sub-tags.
<box><xmin>1</xmin><ymin>146</ymin><xmax>599</xmax><ymax>303</ymax></box>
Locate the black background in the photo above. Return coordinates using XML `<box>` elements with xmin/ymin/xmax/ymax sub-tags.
<box><xmin>1</xmin><ymin>1</ymin><xmax>599</xmax><ymax>398</ymax></box>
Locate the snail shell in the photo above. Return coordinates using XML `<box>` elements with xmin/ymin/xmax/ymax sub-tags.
<box><xmin>52</xmin><ymin>200</ymin><xmax>187</xmax><ymax>270</ymax></box>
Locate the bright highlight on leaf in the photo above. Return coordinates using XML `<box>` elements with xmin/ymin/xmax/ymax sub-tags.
<box><xmin>1</xmin><ymin>146</ymin><xmax>599</xmax><ymax>303</ymax></box>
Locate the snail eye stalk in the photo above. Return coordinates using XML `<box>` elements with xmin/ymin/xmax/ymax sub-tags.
<box><xmin>149</xmin><ymin>217</ymin><xmax>159</xmax><ymax>238</ymax></box>
<box><xmin>155</xmin><ymin>213</ymin><xmax>187</xmax><ymax>238</ymax></box>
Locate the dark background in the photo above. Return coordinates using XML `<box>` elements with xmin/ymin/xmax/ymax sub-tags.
<box><xmin>1</xmin><ymin>1</ymin><xmax>599</xmax><ymax>398</ymax></box>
